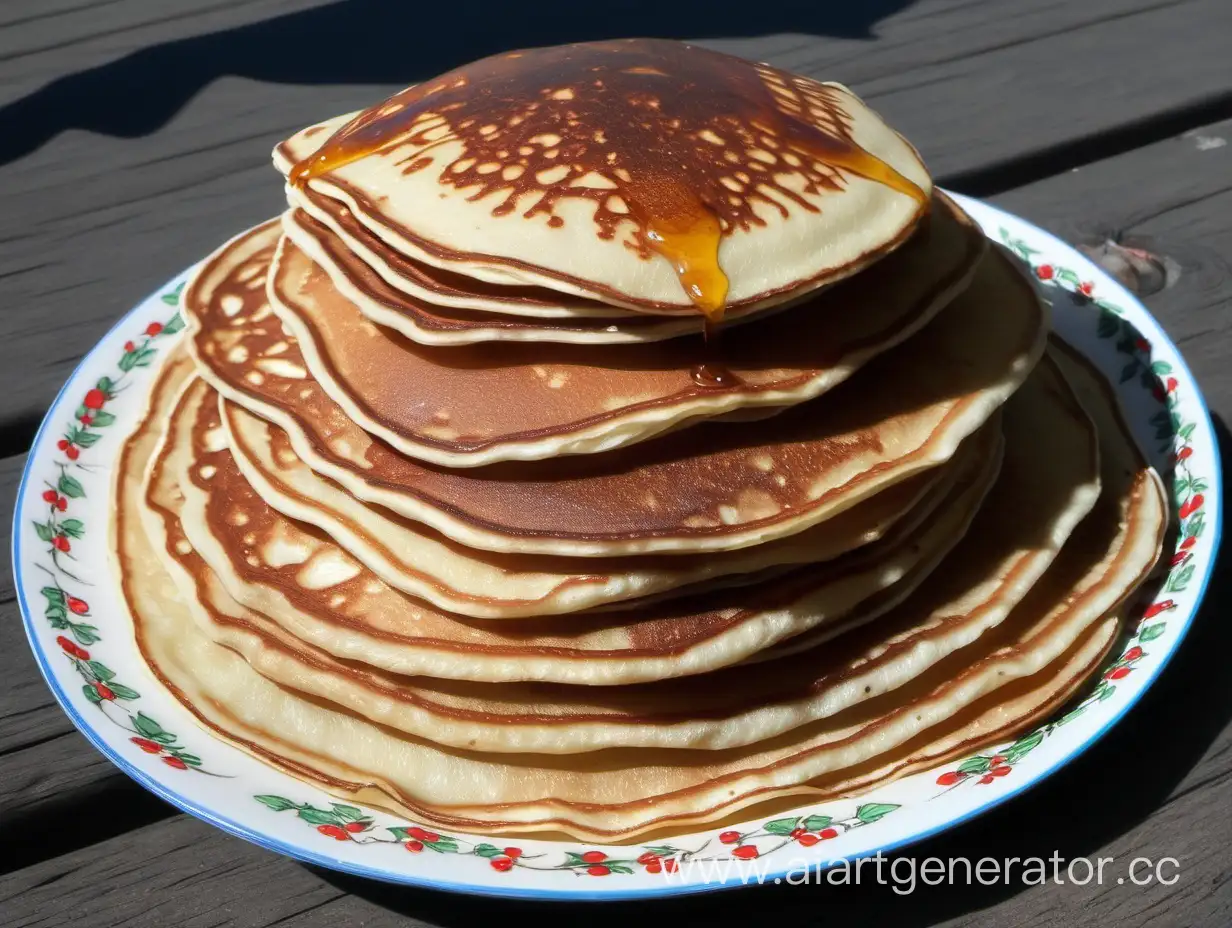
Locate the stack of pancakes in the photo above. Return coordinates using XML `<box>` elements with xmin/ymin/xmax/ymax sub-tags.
<box><xmin>117</xmin><ymin>39</ymin><xmax>1167</xmax><ymax>841</ymax></box>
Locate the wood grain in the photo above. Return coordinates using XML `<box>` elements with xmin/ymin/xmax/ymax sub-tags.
<box><xmin>0</xmin><ymin>0</ymin><xmax>332</xmax><ymax>106</ymax></box>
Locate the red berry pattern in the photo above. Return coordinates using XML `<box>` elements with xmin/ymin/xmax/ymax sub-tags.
<box><xmin>31</xmin><ymin>305</ymin><xmax>217</xmax><ymax>780</ymax></box>
<box><xmin>1144</xmin><ymin>600</ymin><xmax>1175</xmax><ymax>619</ymax></box>
<box><xmin>1178</xmin><ymin>494</ymin><xmax>1205</xmax><ymax>520</ymax></box>
<box><xmin>56</xmin><ymin>635</ymin><xmax>89</xmax><ymax>660</ymax></box>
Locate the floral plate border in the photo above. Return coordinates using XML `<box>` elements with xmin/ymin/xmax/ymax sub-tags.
<box><xmin>12</xmin><ymin>192</ymin><xmax>1222</xmax><ymax>900</ymax></box>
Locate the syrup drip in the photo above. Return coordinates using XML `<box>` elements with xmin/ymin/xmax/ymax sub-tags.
<box><xmin>643</xmin><ymin>208</ymin><xmax>728</xmax><ymax>322</ymax></box>
<box><xmin>289</xmin><ymin>40</ymin><xmax>927</xmax><ymax>326</ymax></box>
<box><xmin>690</xmin><ymin>320</ymin><xmax>742</xmax><ymax>389</ymax></box>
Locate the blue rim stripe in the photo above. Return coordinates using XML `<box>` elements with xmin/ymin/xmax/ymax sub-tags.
<box><xmin>10</xmin><ymin>195</ymin><xmax>1223</xmax><ymax>901</ymax></box>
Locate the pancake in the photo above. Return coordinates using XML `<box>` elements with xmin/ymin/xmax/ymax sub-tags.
<box><xmin>276</xmin><ymin>40</ymin><xmax>932</xmax><ymax>316</ymax></box>
<box><xmin>283</xmin><ymin>192</ymin><xmax>975</xmax><ymax>354</ymax></box>
<box><xmin>282</xmin><ymin>207</ymin><xmax>699</xmax><ymax>343</ymax></box>
<box><xmin>268</xmin><ymin>197</ymin><xmax>984</xmax><ymax>466</ymax></box>
<box><xmin>753</xmin><ymin>612</ymin><xmax>1124</xmax><ymax>818</ymax></box>
<box><xmin>278</xmin><ymin>191</ymin><xmax>982</xmax><ymax>349</ymax></box>
<box><xmin>278</xmin><ymin>112</ymin><xmax>643</xmax><ymax>322</ymax></box>
<box><xmin>156</xmin><ymin>375</ymin><xmax>996</xmax><ymax>685</ymax></box>
<box><xmin>118</xmin><ymin>347</ymin><xmax>1164</xmax><ymax>842</ymax></box>
<box><xmin>796</xmin><ymin>338</ymin><xmax>1169</xmax><ymax>798</ymax></box>
<box><xmin>185</xmin><ymin>225</ymin><xmax>1046</xmax><ymax>556</ymax></box>
<box><xmin>147</xmin><ymin>355</ymin><xmax>1108</xmax><ymax>754</ymax></box>
<box><xmin>216</xmin><ymin>388</ymin><xmax>970</xmax><ymax>619</ymax></box>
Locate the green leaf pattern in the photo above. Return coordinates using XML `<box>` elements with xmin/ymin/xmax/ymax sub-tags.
<box><xmin>931</xmin><ymin>232</ymin><xmax>1214</xmax><ymax>795</ymax></box>
<box><xmin>253</xmin><ymin>795</ymin><xmax>902</xmax><ymax>874</ymax></box>
<box><xmin>32</xmin><ymin>296</ymin><xmax>222</xmax><ymax>777</ymax></box>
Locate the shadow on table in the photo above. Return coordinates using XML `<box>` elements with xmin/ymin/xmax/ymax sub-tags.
<box><xmin>313</xmin><ymin>415</ymin><xmax>1231</xmax><ymax>925</ymax></box>
<box><xmin>0</xmin><ymin>0</ymin><xmax>915</xmax><ymax>168</ymax></box>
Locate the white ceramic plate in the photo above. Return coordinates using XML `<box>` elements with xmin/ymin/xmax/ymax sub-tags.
<box><xmin>13</xmin><ymin>193</ymin><xmax>1221</xmax><ymax>900</ymax></box>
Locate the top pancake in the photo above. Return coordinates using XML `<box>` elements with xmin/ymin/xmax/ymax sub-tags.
<box><xmin>275</xmin><ymin>39</ymin><xmax>932</xmax><ymax>315</ymax></box>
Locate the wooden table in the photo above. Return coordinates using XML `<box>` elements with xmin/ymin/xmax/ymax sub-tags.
<box><xmin>2</xmin><ymin>2</ymin><xmax>1230</xmax><ymax>924</ymax></box>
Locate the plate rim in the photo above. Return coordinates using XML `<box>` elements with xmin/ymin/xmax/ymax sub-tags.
<box><xmin>10</xmin><ymin>189</ymin><xmax>1223</xmax><ymax>901</ymax></box>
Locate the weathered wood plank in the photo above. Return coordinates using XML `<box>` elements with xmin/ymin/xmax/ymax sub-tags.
<box><xmin>0</xmin><ymin>731</ymin><xmax>174</xmax><ymax>876</ymax></box>
<box><xmin>1</xmin><ymin>0</ymin><xmax>1230</xmax><ymax>449</ymax></box>
<box><xmin>0</xmin><ymin>0</ymin><xmax>331</xmax><ymax>106</ymax></box>
<box><xmin>2</xmin><ymin>117</ymin><xmax>1230</xmax><ymax>921</ymax></box>
<box><xmin>995</xmin><ymin>121</ymin><xmax>1232</xmax><ymax>386</ymax></box>
<box><xmin>0</xmin><ymin>816</ymin><xmax>346</xmax><ymax>927</ymax></box>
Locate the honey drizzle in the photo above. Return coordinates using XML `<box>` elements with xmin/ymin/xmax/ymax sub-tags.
<box><xmin>690</xmin><ymin>320</ymin><xmax>742</xmax><ymax>389</ymax></box>
<box><xmin>289</xmin><ymin>40</ymin><xmax>927</xmax><ymax>386</ymax></box>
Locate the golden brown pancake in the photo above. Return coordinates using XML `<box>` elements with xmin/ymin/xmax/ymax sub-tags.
<box><xmin>218</xmin><ymin>387</ymin><xmax>968</xmax><ymax>619</ymax></box>
<box><xmin>282</xmin><ymin>176</ymin><xmax>639</xmax><ymax>321</ymax></box>
<box><xmin>275</xmin><ymin>39</ymin><xmax>932</xmax><ymax>316</ymax></box>
<box><xmin>184</xmin><ymin>222</ymin><xmax>1046</xmax><ymax>555</ymax></box>
<box><xmin>146</xmin><ymin>353</ymin><xmax>1114</xmax><ymax>755</ymax></box>
<box><xmin>268</xmin><ymin>196</ymin><xmax>985</xmax><ymax>466</ymax></box>
<box><xmin>158</xmin><ymin>373</ymin><xmax>997</xmax><ymax>684</ymax></box>
<box><xmin>118</xmin><ymin>345</ymin><xmax>1163</xmax><ymax>841</ymax></box>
